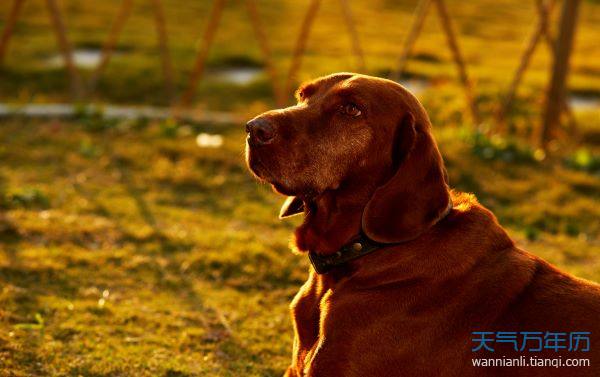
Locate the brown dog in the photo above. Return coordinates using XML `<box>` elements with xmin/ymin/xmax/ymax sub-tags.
<box><xmin>245</xmin><ymin>73</ymin><xmax>600</xmax><ymax>377</ymax></box>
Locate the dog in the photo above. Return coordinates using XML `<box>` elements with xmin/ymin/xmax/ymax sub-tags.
<box><xmin>244</xmin><ymin>73</ymin><xmax>600</xmax><ymax>376</ymax></box>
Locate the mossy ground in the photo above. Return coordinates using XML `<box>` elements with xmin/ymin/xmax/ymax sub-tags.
<box><xmin>1</xmin><ymin>114</ymin><xmax>599</xmax><ymax>376</ymax></box>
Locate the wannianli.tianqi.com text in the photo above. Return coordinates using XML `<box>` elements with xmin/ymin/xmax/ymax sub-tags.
<box><xmin>472</xmin><ymin>356</ymin><xmax>591</xmax><ymax>368</ymax></box>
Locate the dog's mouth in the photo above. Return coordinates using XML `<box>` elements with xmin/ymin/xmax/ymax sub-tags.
<box><xmin>246</xmin><ymin>139</ymin><xmax>279</xmax><ymax>183</ymax></box>
<box><xmin>246</xmin><ymin>140</ymin><xmax>302</xmax><ymax>197</ymax></box>
<box><xmin>245</xmin><ymin>140</ymin><xmax>268</xmax><ymax>178</ymax></box>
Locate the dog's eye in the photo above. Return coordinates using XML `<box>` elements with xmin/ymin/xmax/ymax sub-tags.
<box><xmin>341</xmin><ymin>103</ymin><xmax>361</xmax><ymax>117</ymax></box>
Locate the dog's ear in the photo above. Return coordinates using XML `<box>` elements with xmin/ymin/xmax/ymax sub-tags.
<box><xmin>279</xmin><ymin>196</ymin><xmax>304</xmax><ymax>219</ymax></box>
<box><xmin>362</xmin><ymin>112</ymin><xmax>451</xmax><ymax>243</ymax></box>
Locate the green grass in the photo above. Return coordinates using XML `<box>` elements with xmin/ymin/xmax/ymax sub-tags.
<box><xmin>1</xmin><ymin>116</ymin><xmax>599</xmax><ymax>376</ymax></box>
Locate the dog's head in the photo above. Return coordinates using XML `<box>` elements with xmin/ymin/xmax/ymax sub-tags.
<box><xmin>245</xmin><ymin>73</ymin><xmax>450</xmax><ymax>243</ymax></box>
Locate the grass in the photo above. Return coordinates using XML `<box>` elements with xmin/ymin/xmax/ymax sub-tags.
<box><xmin>0</xmin><ymin>115</ymin><xmax>599</xmax><ymax>376</ymax></box>
<box><xmin>0</xmin><ymin>117</ymin><xmax>301</xmax><ymax>376</ymax></box>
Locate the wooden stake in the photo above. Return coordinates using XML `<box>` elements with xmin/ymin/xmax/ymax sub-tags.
<box><xmin>284</xmin><ymin>0</ymin><xmax>321</xmax><ymax>99</ymax></box>
<box><xmin>538</xmin><ymin>1</ymin><xmax>577</xmax><ymax>133</ymax></box>
<box><xmin>433</xmin><ymin>0</ymin><xmax>479</xmax><ymax>125</ymax></box>
<box><xmin>0</xmin><ymin>0</ymin><xmax>25</xmax><ymax>65</ymax></box>
<box><xmin>181</xmin><ymin>0</ymin><xmax>226</xmax><ymax>107</ymax></box>
<box><xmin>245</xmin><ymin>0</ymin><xmax>284</xmax><ymax>106</ymax></box>
<box><xmin>45</xmin><ymin>0</ymin><xmax>82</xmax><ymax>99</ymax></box>
<box><xmin>151</xmin><ymin>0</ymin><xmax>175</xmax><ymax>103</ymax></box>
<box><xmin>497</xmin><ymin>0</ymin><xmax>555</xmax><ymax>129</ymax></box>
<box><xmin>392</xmin><ymin>0</ymin><xmax>432</xmax><ymax>81</ymax></box>
<box><xmin>339</xmin><ymin>0</ymin><xmax>366</xmax><ymax>72</ymax></box>
<box><xmin>539</xmin><ymin>0</ymin><xmax>580</xmax><ymax>150</ymax></box>
<box><xmin>89</xmin><ymin>0</ymin><xmax>134</xmax><ymax>94</ymax></box>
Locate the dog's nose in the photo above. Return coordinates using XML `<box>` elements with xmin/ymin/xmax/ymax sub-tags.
<box><xmin>245</xmin><ymin>118</ymin><xmax>275</xmax><ymax>145</ymax></box>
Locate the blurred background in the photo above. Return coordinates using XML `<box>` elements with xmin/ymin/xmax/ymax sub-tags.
<box><xmin>0</xmin><ymin>0</ymin><xmax>599</xmax><ymax>375</ymax></box>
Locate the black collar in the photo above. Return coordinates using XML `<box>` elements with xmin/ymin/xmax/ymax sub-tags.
<box><xmin>308</xmin><ymin>233</ymin><xmax>384</xmax><ymax>274</ymax></box>
<box><xmin>308</xmin><ymin>201</ymin><xmax>453</xmax><ymax>274</ymax></box>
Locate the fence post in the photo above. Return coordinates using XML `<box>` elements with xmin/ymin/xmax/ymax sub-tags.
<box><xmin>284</xmin><ymin>0</ymin><xmax>321</xmax><ymax>99</ymax></box>
<box><xmin>45</xmin><ymin>0</ymin><xmax>82</xmax><ymax>100</ymax></box>
<box><xmin>497</xmin><ymin>0</ymin><xmax>555</xmax><ymax>130</ymax></box>
<box><xmin>539</xmin><ymin>0</ymin><xmax>580</xmax><ymax>150</ymax></box>
<box><xmin>0</xmin><ymin>0</ymin><xmax>25</xmax><ymax>65</ymax></box>
<box><xmin>181</xmin><ymin>0</ymin><xmax>227</xmax><ymax>107</ymax></box>
<box><xmin>89</xmin><ymin>0</ymin><xmax>134</xmax><ymax>94</ymax></box>
<box><xmin>339</xmin><ymin>0</ymin><xmax>366</xmax><ymax>72</ymax></box>
<box><xmin>151</xmin><ymin>0</ymin><xmax>175</xmax><ymax>103</ymax></box>
<box><xmin>245</xmin><ymin>0</ymin><xmax>284</xmax><ymax>106</ymax></box>
<box><xmin>433</xmin><ymin>0</ymin><xmax>479</xmax><ymax>126</ymax></box>
<box><xmin>540</xmin><ymin>1</ymin><xmax>577</xmax><ymax>133</ymax></box>
<box><xmin>392</xmin><ymin>0</ymin><xmax>432</xmax><ymax>81</ymax></box>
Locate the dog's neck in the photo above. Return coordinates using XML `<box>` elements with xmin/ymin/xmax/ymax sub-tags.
<box><xmin>294</xmin><ymin>180</ymin><xmax>377</xmax><ymax>255</ymax></box>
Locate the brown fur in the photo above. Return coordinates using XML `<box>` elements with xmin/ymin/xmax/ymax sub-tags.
<box><xmin>245</xmin><ymin>73</ymin><xmax>600</xmax><ymax>376</ymax></box>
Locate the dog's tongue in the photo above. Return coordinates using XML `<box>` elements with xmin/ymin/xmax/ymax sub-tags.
<box><xmin>279</xmin><ymin>196</ymin><xmax>305</xmax><ymax>219</ymax></box>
